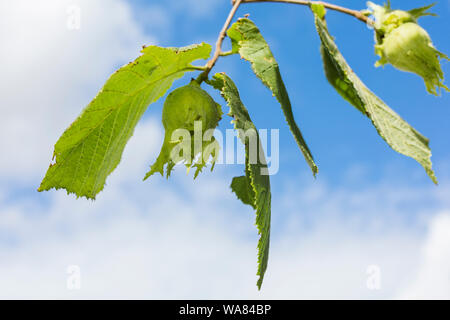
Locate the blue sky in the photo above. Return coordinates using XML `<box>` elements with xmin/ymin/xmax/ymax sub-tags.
<box><xmin>0</xmin><ymin>0</ymin><xmax>449</xmax><ymax>299</ymax></box>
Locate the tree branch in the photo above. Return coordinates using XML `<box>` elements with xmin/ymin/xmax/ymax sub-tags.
<box><xmin>234</xmin><ymin>0</ymin><xmax>373</xmax><ymax>25</ymax></box>
<box><xmin>196</xmin><ymin>0</ymin><xmax>243</xmax><ymax>83</ymax></box>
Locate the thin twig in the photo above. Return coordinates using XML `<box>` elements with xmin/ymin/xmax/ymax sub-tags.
<box><xmin>196</xmin><ymin>0</ymin><xmax>243</xmax><ymax>83</ymax></box>
<box><xmin>234</xmin><ymin>0</ymin><xmax>373</xmax><ymax>25</ymax></box>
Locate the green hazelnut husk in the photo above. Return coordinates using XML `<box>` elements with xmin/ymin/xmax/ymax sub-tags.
<box><xmin>367</xmin><ymin>1</ymin><xmax>449</xmax><ymax>95</ymax></box>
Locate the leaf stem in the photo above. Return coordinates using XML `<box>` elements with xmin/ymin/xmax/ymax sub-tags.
<box><xmin>234</xmin><ymin>0</ymin><xmax>373</xmax><ymax>25</ymax></box>
<box><xmin>196</xmin><ymin>0</ymin><xmax>243</xmax><ymax>84</ymax></box>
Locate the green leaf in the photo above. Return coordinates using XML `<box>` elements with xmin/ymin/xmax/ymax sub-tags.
<box><xmin>231</xmin><ymin>175</ymin><xmax>256</xmax><ymax>209</ymax></box>
<box><xmin>209</xmin><ymin>72</ymin><xmax>271</xmax><ymax>290</ymax></box>
<box><xmin>321</xmin><ymin>45</ymin><xmax>365</xmax><ymax>115</ymax></box>
<box><xmin>227</xmin><ymin>18</ymin><xmax>318</xmax><ymax>176</ymax></box>
<box><xmin>312</xmin><ymin>7</ymin><xmax>437</xmax><ymax>184</ymax></box>
<box><xmin>39</xmin><ymin>43</ymin><xmax>212</xmax><ymax>199</ymax></box>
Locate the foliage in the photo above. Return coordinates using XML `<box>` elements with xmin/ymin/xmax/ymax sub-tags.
<box><xmin>368</xmin><ymin>2</ymin><xmax>449</xmax><ymax>95</ymax></box>
<box><xmin>312</xmin><ymin>5</ymin><xmax>437</xmax><ymax>184</ymax></box>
